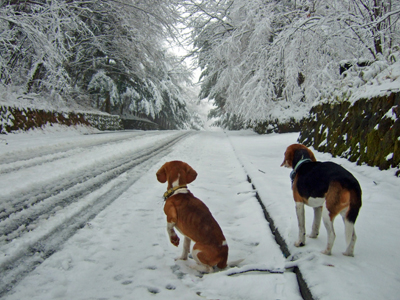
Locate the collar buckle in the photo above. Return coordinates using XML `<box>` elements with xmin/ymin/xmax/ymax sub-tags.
<box><xmin>163</xmin><ymin>185</ymin><xmax>188</xmax><ymax>200</ymax></box>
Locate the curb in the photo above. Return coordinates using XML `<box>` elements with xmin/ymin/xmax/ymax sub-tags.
<box><xmin>247</xmin><ymin>175</ymin><xmax>315</xmax><ymax>300</ymax></box>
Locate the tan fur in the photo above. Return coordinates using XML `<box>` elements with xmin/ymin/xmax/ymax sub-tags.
<box><xmin>156</xmin><ymin>161</ymin><xmax>228</xmax><ymax>271</ymax></box>
<box><xmin>292</xmin><ymin>175</ymin><xmax>304</xmax><ymax>203</ymax></box>
<box><xmin>325</xmin><ymin>182</ymin><xmax>351</xmax><ymax>221</ymax></box>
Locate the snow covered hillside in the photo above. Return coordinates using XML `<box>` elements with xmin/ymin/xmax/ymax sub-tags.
<box><xmin>0</xmin><ymin>127</ymin><xmax>399</xmax><ymax>299</ymax></box>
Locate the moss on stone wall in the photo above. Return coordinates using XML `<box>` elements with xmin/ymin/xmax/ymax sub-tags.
<box><xmin>0</xmin><ymin>106</ymin><xmax>123</xmax><ymax>133</ymax></box>
<box><xmin>298</xmin><ymin>92</ymin><xmax>400</xmax><ymax>175</ymax></box>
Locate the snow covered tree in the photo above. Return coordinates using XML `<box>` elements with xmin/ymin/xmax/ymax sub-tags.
<box><xmin>0</xmin><ymin>0</ymin><xmax>200</xmax><ymax>129</ymax></box>
<box><xmin>188</xmin><ymin>0</ymin><xmax>400</xmax><ymax>128</ymax></box>
<box><xmin>0</xmin><ymin>1</ymin><xmax>78</xmax><ymax>93</ymax></box>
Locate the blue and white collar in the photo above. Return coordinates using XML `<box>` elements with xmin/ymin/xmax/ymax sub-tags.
<box><xmin>290</xmin><ymin>158</ymin><xmax>312</xmax><ymax>182</ymax></box>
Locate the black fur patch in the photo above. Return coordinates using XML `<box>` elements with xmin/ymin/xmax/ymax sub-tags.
<box><xmin>296</xmin><ymin>161</ymin><xmax>361</xmax><ymax>200</ymax></box>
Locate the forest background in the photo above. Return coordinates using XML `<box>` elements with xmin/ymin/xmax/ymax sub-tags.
<box><xmin>1</xmin><ymin>0</ymin><xmax>399</xmax><ymax>130</ymax></box>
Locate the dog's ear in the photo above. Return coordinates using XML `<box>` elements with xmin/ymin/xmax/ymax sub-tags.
<box><xmin>280</xmin><ymin>149</ymin><xmax>293</xmax><ymax>167</ymax></box>
<box><xmin>185</xmin><ymin>164</ymin><xmax>197</xmax><ymax>184</ymax></box>
<box><xmin>280</xmin><ymin>158</ymin><xmax>288</xmax><ymax>167</ymax></box>
<box><xmin>156</xmin><ymin>165</ymin><xmax>167</xmax><ymax>183</ymax></box>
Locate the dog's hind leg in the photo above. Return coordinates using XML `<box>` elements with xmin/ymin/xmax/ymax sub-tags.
<box><xmin>341</xmin><ymin>210</ymin><xmax>357</xmax><ymax>256</ymax></box>
<box><xmin>322</xmin><ymin>204</ymin><xmax>336</xmax><ymax>255</ymax></box>
<box><xmin>191</xmin><ymin>243</ymin><xmax>223</xmax><ymax>273</ymax></box>
<box><xmin>178</xmin><ymin>236</ymin><xmax>191</xmax><ymax>260</ymax></box>
<box><xmin>309</xmin><ymin>206</ymin><xmax>322</xmax><ymax>238</ymax></box>
<box><xmin>191</xmin><ymin>248</ymin><xmax>213</xmax><ymax>273</ymax></box>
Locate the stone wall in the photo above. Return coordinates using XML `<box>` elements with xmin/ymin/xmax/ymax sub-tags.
<box><xmin>83</xmin><ymin>112</ymin><xmax>123</xmax><ymax>131</ymax></box>
<box><xmin>298</xmin><ymin>92</ymin><xmax>400</xmax><ymax>175</ymax></box>
<box><xmin>121</xmin><ymin>116</ymin><xmax>159</xmax><ymax>130</ymax></box>
<box><xmin>253</xmin><ymin>118</ymin><xmax>302</xmax><ymax>134</ymax></box>
<box><xmin>0</xmin><ymin>106</ymin><xmax>123</xmax><ymax>133</ymax></box>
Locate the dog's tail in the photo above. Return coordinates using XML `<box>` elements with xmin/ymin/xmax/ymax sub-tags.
<box><xmin>344</xmin><ymin>186</ymin><xmax>362</xmax><ymax>245</ymax></box>
<box><xmin>346</xmin><ymin>186</ymin><xmax>362</xmax><ymax>224</ymax></box>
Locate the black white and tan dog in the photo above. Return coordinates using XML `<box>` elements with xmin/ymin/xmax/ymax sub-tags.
<box><xmin>281</xmin><ymin>144</ymin><xmax>362</xmax><ymax>256</ymax></box>
<box><xmin>156</xmin><ymin>160</ymin><xmax>228</xmax><ymax>272</ymax></box>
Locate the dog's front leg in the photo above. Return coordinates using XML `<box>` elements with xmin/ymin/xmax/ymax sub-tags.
<box><xmin>165</xmin><ymin>202</ymin><xmax>180</xmax><ymax>246</ymax></box>
<box><xmin>167</xmin><ymin>222</ymin><xmax>180</xmax><ymax>247</ymax></box>
<box><xmin>295</xmin><ymin>202</ymin><xmax>306</xmax><ymax>247</ymax></box>
<box><xmin>177</xmin><ymin>237</ymin><xmax>191</xmax><ymax>260</ymax></box>
<box><xmin>309</xmin><ymin>206</ymin><xmax>322</xmax><ymax>238</ymax></box>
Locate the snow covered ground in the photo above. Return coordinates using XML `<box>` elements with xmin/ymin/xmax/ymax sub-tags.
<box><xmin>0</xmin><ymin>126</ymin><xmax>399</xmax><ymax>300</ymax></box>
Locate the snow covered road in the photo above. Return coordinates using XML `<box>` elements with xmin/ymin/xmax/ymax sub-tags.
<box><xmin>1</xmin><ymin>129</ymin><xmax>302</xmax><ymax>299</ymax></box>
<box><xmin>0</xmin><ymin>130</ymin><xmax>197</xmax><ymax>297</ymax></box>
<box><xmin>0</xmin><ymin>128</ymin><xmax>399</xmax><ymax>300</ymax></box>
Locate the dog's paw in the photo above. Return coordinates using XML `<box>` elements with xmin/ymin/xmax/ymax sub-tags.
<box><xmin>294</xmin><ymin>240</ymin><xmax>305</xmax><ymax>247</ymax></box>
<box><xmin>175</xmin><ymin>256</ymin><xmax>187</xmax><ymax>261</ymax></box>
<box><xmin>308</xmin><ymin>233</ymin><xmax>318</xmax><ymax>239</ymax></box>
<box><xmin>170</xmin><ymin>235</ymin><xmax>180</xmax><ymax>247</ymax></box>
<box><xmin>342</xmin><ymin>251</ymin><xmax>354</xmax><ymax>257</ymax></box>
<box><xmin>321</xmin><ymin>249</ymin><xmax>332</xmax><ymax>255</ymax></box>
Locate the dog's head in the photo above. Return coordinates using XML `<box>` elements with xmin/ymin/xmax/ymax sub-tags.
<box><xmin>280</xmin><ymin>144</ymin><xmax>317</xmax><ymax>168</ymax></box>
<box><xmin>156</xmin><ymin>160</ymin><xmax>198</xmax><ymax>189</ymax></box>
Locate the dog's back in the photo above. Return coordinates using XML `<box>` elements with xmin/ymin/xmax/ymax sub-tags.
<box><xmin>167</xmin><ymin>192</ymin><xmax>226</xmax><ymax>247</ymax></box>
<box><xmin>165</xmin><ymin>192</ymin><xmax>228</xmax><ymax>270</ymax></box>
<box><xmin>296</xmin><ymin>161</ymin><xmax>362</xmax><ymax>223</ymax></box>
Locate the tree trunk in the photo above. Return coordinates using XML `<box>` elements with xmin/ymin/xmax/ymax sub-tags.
<box><xmin>26</xmin><ymin>63</ymin><xmax>43</xmax><ymax>93</ymax></box>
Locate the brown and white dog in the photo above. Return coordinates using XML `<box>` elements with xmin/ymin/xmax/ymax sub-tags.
<box><xmin>281</xmin><ymin>144</ymin><xmax>362</xmax><ymax>256</ymax></box>
<box><xmin>156</xmin><ymin>160</ymin><xmax>228</xmax><ymax>272</ymax></box>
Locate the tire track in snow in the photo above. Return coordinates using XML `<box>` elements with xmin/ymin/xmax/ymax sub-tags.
<box><xmin>0</xmin><ymin>131</ymin><xmax>183</xmax><ymax>224</ymax></box>
<box><xmin>0</xmin><ymin>131</ymin><xmax>194</xmax><ymax>298</ymax></box>
<box><xmin>0</xmin><ymin>131</ymin><xmax>165</xmax><ymax>174</ymax></box>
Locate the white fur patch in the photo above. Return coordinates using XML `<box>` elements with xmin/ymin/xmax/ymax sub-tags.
<box><xmin>307</xmin><ymin>197</ymin><xmax>325</xmax><ymax>207</ymax></box>
<box><xmin>172</xmin><ymin>174</ymin><xmax>180</xmax><ymax>187</ymax></box>
<box><xmin>172</xmin><ymin>188</ymin><xmax>189</xmax><ymax>196</ymax></box>
<box><xmin>167</xmin><ymin>222</ymin><xmax>175</xmax><ymax>233</ymax></box>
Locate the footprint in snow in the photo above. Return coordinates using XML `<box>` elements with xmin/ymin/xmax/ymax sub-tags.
<box><xmin>165</xmin><ymin>284</ymin><xmax>176</xmax><ymax>290</ymax></box>
<box><xmin>113</xmin><ymin>274</ymin><xmax>123</xmax><ymax>281</ymax></box>
<box><xmin>170</xmin><ymin>265</ymin><xmax>185</xmax><ymax>279</ymax></box>
<box><xmin>147</xmin><ymin>287</ymin><xmax>160</xmax><ymax>294</ymax></box>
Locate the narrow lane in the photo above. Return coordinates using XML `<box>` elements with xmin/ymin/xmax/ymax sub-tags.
<box><xmin>1</xmin><ymin>131</ymin><xmax>304</xmax><ymax>299</ymax></box>
<box><xmin>0</xmin><ymin>130</ymin><xmax>193</xmax><ymax>297</ymax></box>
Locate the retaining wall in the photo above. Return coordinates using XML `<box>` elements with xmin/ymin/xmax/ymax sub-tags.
<box><xmin>253</xmin><ymin>118</ymin><xmax>302</xmax><ymax>134</ymax></box>
<box><xmin>0</xmin><ymin>106</ymin><xmax>123</xmax><ymax>133</ymax></box>
<box><xmin>298</xmin><ymin>93</ymin><xmax>400</xmax><ymax>175</ymax></box>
